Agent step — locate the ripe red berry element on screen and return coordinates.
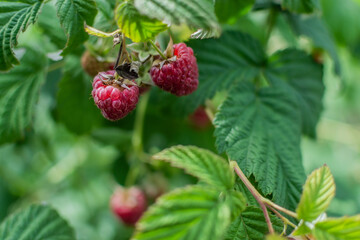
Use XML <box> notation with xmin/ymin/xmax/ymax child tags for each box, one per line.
<box><xmin>92</xmin><ymin>70</ymin><xmax>139</xmax><ymax>121</ymax></box>
<box><xmin>150</xmin><ymin>43</ymin><xmax>199</xmax><ymax>96</ymax></box>
<box><xmin>110</xmin><ymin>187</ymin><xmax>147</xmax><ymax>226</ymax></box>
<box><xmin>189</xmin><ymin>107</ymin><xmax>211</xmax><ymax>130</ymax></box>
<box><xmin>81</xmin><ymin>50</ymin><xmax>114</xmax><ymax>77</ymax></box>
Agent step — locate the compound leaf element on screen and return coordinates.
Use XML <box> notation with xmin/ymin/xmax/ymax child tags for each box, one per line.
<box><xmin>55</xmin><ymin>0</ymin><xmax>97</xmax><ymax>54</ymax></box>
<box><xmin>153</xmin><ymin>145</ymin><xmax>234</xmax><ymax>190</ymax></box>
<box><xmin>296</xmin><ymin>165</ymin><xmax>336</xmax><ymax>222</ymax></box>
<box><xmin>134</xmin><ymin>0</ymin><xmax>221</xmax><ymax>39</ymax></box>
<box><xmin>314</xmin><ymin>216</ymin><xmax>360</xmax><ymax>240</ymax></box>
<box><xmin>0</xmin><ymin>0</ymin><xmax>45</xmax><ymax>71</ymax></box>
<box><xmin>0</xmin><ymin>47</ymin><xmax>47</xmax><ymax>144</ymax></box>
<box><xmin>0</xmin><ymin>204</ymin><xmax>75</xmax><ymax>240</ymax></box>
<box><xmin>214</xmin><ymin>81</ymin><xmax>306</xmax><ymax>210</ymax></box>
<box><xmin>115</xmin><ymin>1</ymin><xmax>168</xmax><ymax>42</ymax></box>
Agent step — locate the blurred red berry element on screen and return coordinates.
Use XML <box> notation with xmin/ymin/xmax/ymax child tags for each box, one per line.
<box><xmin>189</xmin><ymin>107</ymin><xmax>211</xmax><ymax>130</ymax></box>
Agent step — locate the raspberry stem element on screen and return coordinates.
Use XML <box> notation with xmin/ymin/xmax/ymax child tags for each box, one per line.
<box><xmin>149</xmin><ymin>40</ymin><xmax>167</xmax><ymax>60</ymax></box>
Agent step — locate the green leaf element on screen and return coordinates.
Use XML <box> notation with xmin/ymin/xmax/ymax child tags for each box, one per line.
<box><xmin>0</xmin><ymin>204</ymin><xmax>76</xmax><ymax>240</ymax></box>
<box><xmin>266</xmin><ymin>234</ymin><xmax>287</xmax><ymax>240</ymax></box>
<box><xmin>153</xmin><ymin>146</ymin><xmax>234</xmax><ymax>190</ymax></box>
<box><xmin>57</xmin><ymin>55</ymin><xmax>103</xmax><ymax>134</ymax></box>
<box><xmin>287</xmin><ymin>14</ymin><xmax>341</xmax><ymax>75</ymax></box>
<box><xmin>134</xmin><ymin>0</ymin><xmax>221</xmax><ymax>39</ymax></box>
<box><xmin>313</xmin><ymin>216</ymin><xmax>360</xmax><ymax>240</ymax></box>
<box><xmin>214</xmin><ymin>81</ymin><xmax>306</xmax><ymax>210</ymax></box>
<box><xmin>266</xmin><ymin>49</ymin><xmax>324</xmax><ymax>138</ymax></box>
<box><xmin>0</xmin><ymin>0</ymin><xmax>45</xmax><ymax>71</ymax></box>
<box><xmin>55</xmin><ymin>0</ymin><xmax>97</xmax><ymax>54</ymax></box>
<box><xmin>282</xmin><ymin>0</ymin><xmax>320</xmax><ymax>13</ymax></box>
<box><xmin>215</xmin><ymin>0</ymin><xmax>255</xmax><ymax>23</ymax></box>
<box><xmin>115</xmin><ymin>1</ymin><xmax>168</xmax><ymax>42</ymax></box>
<box><xmin>133</xmin><ymin>186</ymin><xmax>236</xmax><ymax>240</ymax></box>
<box><xmin>0</xmin><ymin>47</ymin><xmax>47</xmax><ymax>144</ymax></box>
<box><xmin>225</xmin><ymin>206</ymin><xmax>284</xmax><ymax>240</ymax></box>
<box><xmin>296</xmin><ymin>165</ymin><xmax>336</xmax><ymax>222</ymax></box>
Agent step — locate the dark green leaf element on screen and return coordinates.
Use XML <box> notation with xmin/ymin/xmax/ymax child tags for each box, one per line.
<box><xmin>153</xmin><ymin>145</ymin><xmax>234</xmax><ymax>190</ymax></box>
<box><xmin>0</xmin><ymin>204</ymin><xmax>76</xmax><ymax>240</ymax></box>
<box><xmin>0</xmin><ymin>47</ymin><xmax>47</xmax><ymax>144</ymax></box>
<box><xmin>215</xmin><ymin>0</ymin><xmax>255</xmax><ymax>23</ymax></box>
<box><xmin>282</xmin><ymin>0</ymin><xmax>320</xmax><ymax>13</ymax></box>
<box><xmin>266</xmin><ymin>49</ymin><xmax>324</xmax><ymax>137</ymax></box>
<box><xmin>57</xmin><ymin>55</ymin><xmax>102</xmax><ymax>134</ymax></box>
<box><xmin>0</xmin><ymin>0</ymin><xmax>45</xmax><ymax>71</ymax></box>
<box><xmin>55</xmin><ymin>0</ymin><xmax>97</xmax><ymax>54</ymax></box>
<box><xmin>214</xmin><ymin>82</ymin><xmax>306</xmax><ymax>210</ymax></box>
<box><xmin>225</xmin><ymin>206</ymin><xmax>283</xmax><ymax>240</ymax></box>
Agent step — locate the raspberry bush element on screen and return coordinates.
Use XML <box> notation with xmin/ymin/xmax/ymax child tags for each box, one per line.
<box><xmin>1</xmin><ymin>0</ymin><xmax>360</xmax><ymax>240</ymax></box>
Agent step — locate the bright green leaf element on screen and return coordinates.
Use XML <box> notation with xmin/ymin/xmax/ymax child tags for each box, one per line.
<box><xmin>282</xmin><ymin>0</ymin><xmax>320</xmax><ymax>13</ymax></box>
<box><xmin>0</xmin><ymin>204</ymin><xmax>76</xmax><ymax>240</ymax></box>
<box><xmin>153</xmin><ymin>145</ymin><xmax>234</xmax><ymax>190</ymax></box>
<box><xmin>115</xmin><ymin>1</ymin><xmax>168</xmax><ymax>42</ymax></box>
<box><xmin>214</xmin><ymin>82</ymin><xmax>306</xmax><ymax>210</ymax></box>
<box><xmin>225</xmin><ymin>206</ymin><xmax>284</xmax><ymax>240</ymax></box>
<box><xmin>266</xmin><ymin>234</ymin><xmax>287</xmax><ymax>240</ymax></box>
<box><xmin>55</xmin><ymin>0</ymin><xmax>97</xmax><ymax>54</ymax></box>
<box><xmin>296</xmin><ymin>165</ymin><xmax>336</xmax><ymax>222</ymax></box>
<box><xmin>134</xmin><ymin>0</ymin><xmax>221</xmax><ymax>39</ymax></box>
<box><xmin>57</xmin><ymin>55</ymin><xmax>103</xmax><ymax>134</ymax></box>
<box><xmin>0</xmin><ymin>47</ymin><xmax>47</xmax><ymax>144</ymax></box>
<box><xmin>0</xmin><ymin>0</ymin><xmax>45</xmax><ymax>71</ymax></box>
<box><xmin>215</xmin><ymin>0</ymin><xmax>255</xmax><ymax>23</ymax></box>
<box><xmin>266</xmin><ymin>49</ymin><xmax>324</xmax><ymax>138</ymax></box>
<box><xmin>314</xmin><ymin>215</ymin><xmax>360</xmax><ymax>240</ymax></box>
<box><xmin>133</xmin><ymin>186</ymin><xmax>235</xmax><ymax>240</ymax></box>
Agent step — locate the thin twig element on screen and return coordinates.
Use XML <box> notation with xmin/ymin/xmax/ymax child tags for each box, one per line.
<box><xmin>149</xmin><ymin>40</ymin><xmax>167</xmax><ymax>60</ymax></box>
<box><xmin>263</xmin><ymin>198</ymin><xmax>298</xmax><ymax>219</ymax></box>
<box><xmin>267</xmin><ymin>205</ymin><xmax>297</xmax><ymax>229</ymax></box>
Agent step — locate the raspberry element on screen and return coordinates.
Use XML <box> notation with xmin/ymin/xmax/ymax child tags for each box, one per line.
<box><xmin>92</xmin><ymin>70</ymin><xmax>139</xmax><ymax>121</ymax></box>
<box><xmin>81</xmin><ymin>50</ymin><xmax>114</xmax><ymax>77</ymax></box>
<box><xmin>150</xmin><ymin>43</ymin><xmax>199</xmax><ymax>96</ymax></box>
<box><xmin>189</xmin><ymin>107</ymin><xmax>211</xmax><ymax>130</ymax></box>
<box><xmin>110</xmin><ymin>187</ymin><xmax>147</xmax><ymax>226</ymax></box>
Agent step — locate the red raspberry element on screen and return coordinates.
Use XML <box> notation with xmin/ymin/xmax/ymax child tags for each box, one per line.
<box><xmin>189</xmin><ymin>107</ymin><xmax>211</xmax><ymax>130</ymax></box>
<box><xmin>150</xmin><ymin>43</ymin><xmax>199</xmax><ymax>96</ymax></box>
<box><xmin>92</xmin><ymin>70</ymin><xmax>139</xmax><ymax>121</ymax></box>
<box><xmin>110</xmin><ymin>187</ymin><xmax>147</xmax><ymax>226</ymax></box>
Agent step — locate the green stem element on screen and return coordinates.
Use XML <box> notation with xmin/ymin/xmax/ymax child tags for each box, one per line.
<box><xmin>149</xmin><ymin>40</ymin><xmax>167</xmax><ymax>60</ymax></box>
<box><xmin>265</xmin><ymin>8</ymin><xmax>278</xmax><ymax>47</ymax></box>
<box><xmin>263</xmin><ymin>198</ymin><xmax>298</xmax><ymax>219</ymax></box>
<box><xmin>132</xmin><ymin>92</ymin><xmax>149</xmax><ymax>154</ymax></box>
<box><xmin>47</xmin><ymin>61</ymin><xmax>64</xmax><ymax>72</ymax></box>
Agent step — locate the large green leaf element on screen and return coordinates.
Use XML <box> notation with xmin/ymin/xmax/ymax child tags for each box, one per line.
<box><xmin>0</xmin><ymin>0</ymin><xmax>45</xmax><ymax>71</ymax></box>
<box><xmin>57</xmin><ymin>55</ymin><xmax>103</xmax><ymax>134</ymax></box>
<box><xmin>313</xmin><ymin>216</ymin><xmax>360</xmax><ymax>240</ymax></box>
<box><xmin>266</xmin><ymin>49</ymin><xmax>324</xmax><ymax>137</ymax></box>
<box><xmin>0</xmin><ymin>47</ymin><xmax>47</xmax><ymax>144</ymax></box>
<box><xmin>115</xmin><ymin>1</ymin><xmax>168</xmax><ymax>42</ymax></box>
<box><xmin>225</xmin><ymin>206</ymin><xmax>283</xmax><ymax>240</ymax></box>
<box><xmin>0</xmin><ymin>204</ymin><xmax>76</xmax><ymax>240</ymax></box>
<box><xmin>296</xmin><ymin>165</ymin><xmax>335</xmax><ymax>222</ymax></box>
<box><xmin>287</xmin><ymin>14</ymin><xmax>341</xmax><ymax>75</ymax></box>
<box><xmin>133</xmin><ymin>186</ymin><xmax>245</xmax><ymax>240</ymax></box>
<box><xmin>153</xmin><ymin>145</ymin><xmax>234</xmax><ymax>190</ymax></box>
<box><xmin>282</xmin><ymin>0</ymin><xmax>320</xmax><ymax>13</ymax></box>
<box><xmin>214</xmin><ymin>81</ymin><xmax>306</xmax><ymax>210</ymax></box>
<box><xmin>134</xmin><ymin>0</ymin><xmax>221</xmax><ymax>39</ymax></box>
<box><xmin>55</xmin><ymin>0</ymin><xmax>97</xmax><ymax>54</ymax></box>
<box><xmin>215</xmin><ymin>0</ymin><xmax>255</xmax><ymax>23</ymax></box>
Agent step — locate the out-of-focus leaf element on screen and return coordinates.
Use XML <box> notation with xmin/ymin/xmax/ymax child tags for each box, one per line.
<box><xmin>215</xmin><ymin>0</ymin><xmax>255</xmax><ymax>23</ymax></box>
<box><xmin>313</xmin><ymin>215</ymin><xmax>360</xmax><ymax>240</ymax></box>
<box><xmin>282</xmin><ymin>0</ymin><xmax>320</xmax><ymax>13</ymax></box>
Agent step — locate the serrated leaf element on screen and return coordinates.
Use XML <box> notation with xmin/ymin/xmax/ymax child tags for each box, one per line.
<box><xmin>55</xmin><ymin>0</ymin><xmax>97</xmax><ymax>54</ymax></box>
<box><xmin>282</xmin><ymin>0</ymin><xmax>320</xmax><ymax>13</ymax></box>
<box><xmin>115</xmin><ymin>1</ymin><xmax>168</xmax><ymax>42</ymax></box>
<box><xmin>225</xmin><ymin>206</ymin><xmax>284</xmax><ymax>240</ymax></box>
<box><xmin>296</xmin><ymin>165</ymin><xmax>335</xmax><ymax>222</ymax></box>
<box><xmin>153</xmin><ymin>146</ymin><xmax>234</xmax><ymax>190</ymax></box>
<box><xmin>0</xmin><ymin>47</ymin><xmax>47</xmax><ymax>144</ymax></box>
<box><xmin>227</xmin><ymin>190</ymin><xmax>247</xmax><ymax>220</ymax></box>
<box><xmin>133</xmin><ymin>186</ymin><xmax>235</xmax><ymax>240</ymax></box>
<box><xmin>215</xmin><ymin>0</ymin><xmax>255</xmax><ymax>23</ymax></box>
<box><xmin>134</xmin><ymin>0</ymin><xmax>221</xmax><ymax>39</ymax></box>
<box><xmin>57</xmin><ymin>55</ymin><xmax>102</xmax><ymax>134</ymax></box>
<box><xmin>313</xmin><ymin>216</ymin><xmax>360</xmax><ymax>240</ymax></box>
<box><xmin>266</xmin><ymin>49</ymin><xmax>324</xmax><ymax>138</ymax></box>
<box><xmin>0</xmin><ymin>0</ymin><xmax>45</xmax><ymax>71</ymax></box>
<box><xmin>287</xmin><ymin>14</ymin><xmax>341</xmax><ymax>75</ymax></box>
<box><xmin>0</xmin><ymin>204</ymin><xmax>76</xmax><ymax>240</ymax></box>
<box><xmin>214</xmin><ymin>82</ymin><xmax>306</xmax><ymax>210</ymax></box>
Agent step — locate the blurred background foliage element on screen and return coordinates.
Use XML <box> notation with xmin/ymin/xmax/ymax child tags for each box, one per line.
<box><xmin>1</xmin><ymin>0</ymin><xmax>360</xmax><ymax>239</ymax></box>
